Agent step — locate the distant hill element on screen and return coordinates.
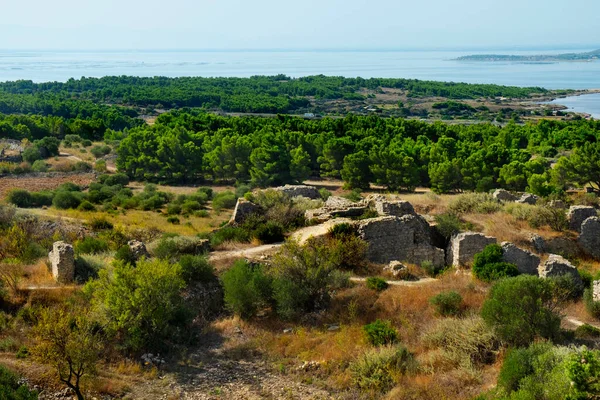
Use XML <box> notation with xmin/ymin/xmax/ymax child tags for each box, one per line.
<box><xmin>455</xmin><ymin>49</ymin><xmax>600</xmax><ymax>62</ymax></box>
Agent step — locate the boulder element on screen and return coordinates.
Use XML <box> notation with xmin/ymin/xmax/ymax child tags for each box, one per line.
<box><xmin>516</xmin><ymin>193</ymin><xmax>538</xmax><ymax>205</ymax></box>
<box><xmin>538</xmin><ymin>254</ymin><xmax>582</xmax><ymax>287</ymax></box>
<box><xmin>501</xmin><ymin>242</ymin><xmax>540</xmax><ymax>275</ymax></box>
<box><xmin>549</xmin><ymin>200</ymin><xmax>567</xmax><ymax>209</ymax></box>
<box><xmin>579</xmin><ymin>217</ymin><xmax>600</xmax><ymax>259</ymax></box>
<box><xmin>384</xmin><ymin>261</ymin><xmax>409</xmax><ymax>279</ymax></box>
<box><xmin>375</xmin><ymin>200</ymin><xmax>415</xmax><ymax>217</ymax></box>
<box><xmin>568</xmin><ymin>206</ymin><xmax>597</xmax><ymax>232</ymax></box>
<box><xmin>274</xmin><ymin>185</ymin><xmax>320</xmax><ymax>199</ymax></box>
<box><xmin>128</xmin><ymin>240</ymin><xmax>149</xmax><ymax>260</ymax></box>
<box><xmin>325</xmin><ymin>196</ymin><xmax>357</xmax><ymax>209</ymax></box>
<box><xmin>529</xmin><ymin>233</ymin><xmax>546</xmax><ymax>253</ymax></box>
<box><xmin>593</xmin><ymin>280</ymin><xmax>600</xmax><ymax>302</ymax></box>
<box><xmin>493</xmin><ymin>189</ymin><xmax>517</xmax><ymax>202</ymax></box>
<box><xmin>545</xmin><ymin>237</ymin><xmax>581</xmax><ymax>258</ymax></box>
<box><xmin>357</xmin><ymin>215</ymin><xmax>444</xmax><ymax>267</ymax></box>
<box><xmin>48</xmin><ymin>241</ymin><xmax>75</xmax><ymax>284</ymax></box>
<box><xmin>229</xmin><ymin>198</ymin><xmax>262</xmax><ymax>225</ymax></box>
<box><xmin>446</xmin><ymin>232</ymin><xmax>497</xmax><ymax>267</ymax></box>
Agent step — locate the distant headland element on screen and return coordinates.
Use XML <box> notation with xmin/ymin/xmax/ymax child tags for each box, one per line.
<box><xmin>455</xmin><ymin>49</ymin><xmax>600</xmax><ymax>62</ymax></box>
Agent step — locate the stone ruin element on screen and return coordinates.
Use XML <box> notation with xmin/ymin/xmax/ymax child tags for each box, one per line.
<box><xmin>229</xmin><ymin>198</ymin><xmax>262</xmax><ymax>225</ymax></box>
<box><xmin>492</xmin><ymin>189</ymin><xmax>518</xmax><ymax>202</ymax></box>
<box><xmin>305</xmin><ymin>196</ymin><xmax>368</xmax><ymax>223</ymax></box>
<box><xmin>567</xmin><ymin>206</ymin><xmax>597</xmax><ymax>232</ymax></box>
<box><xmin>579</xmin><ymin>216</ymin><xmax>600</xmax><ymax>259</ymax></box>
<box><xmin>593</xmin><ymin>280</ymin><xmax>600</xmax><ymax>302</ymax></box>
<box><xmin>273</xmin><ymin>184</ymin><xmax>321</xmax><ymax>199</ymax></box>
<box><xmin>501</xmin><ymin>242</ymin><xmax>540</xmax><ymax>275</ymax></box>
<box><xmin>48</xmin><ymin>241</ymin><xmax>75</xmax><ymax>284</ymax></box>
<box><xmin>446</xmin><ymin>232</ymin><xmax>497</xmax><ymax>267</ymax></box>
<box><xmin>516</xmin><ymin>193</ymin><xmax>538</xmax><ymax>205</ymax></box>
<box><xmin>538</xmin><ymin>254</ymin><xmax>583</xmax><ymax>288</ymax></box>
<box><xmin>375</xmin><ymin>200</ymin><xmax>415</xmax><ymax>217</ymax></box>
<box><xmin>357</xmin><ymin>215</ymin><xmax>445</xmax><ymax>267</ymax></box>
<box><xmin>128</xmin><ymin>240</ymin><xmax>150</xmax><ymax>260</ymax></box>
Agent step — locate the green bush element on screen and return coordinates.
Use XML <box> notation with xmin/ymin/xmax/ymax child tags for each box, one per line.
<box><xmin>584</xmin><ymin>288</ymin><xmax>600</xmax><ymax>319</ymax></box>
<box><xmin>89</xmin><ymin>217</ymin><xmax>113</xmax><ymax>231</ymax></box>
<box><xmin>77</xmin><ymin>200</ymin><xmax>96</xmax><ymax>212</ymax></box>
<box><xmin>481</xmin><ymin>275</ymin><xmax>561</xmax><ymax>347</ymax></box>
<box><xmin>429</xmin><ymin>291</ymin><xmax>463</xmax><ymax>316</ymax></box>
<box><xmin>167</xmin><ymin>216</ymin><xmax>180</xmax><ymax>224</ymax></box>
<box><xmin>434</xmin><ymin>212</ymin><xmax>462</xmax><ymax>239</ymax></box>
<box><xmin>343</xmin><ymin>189</ymin><xmax>363</xmax><ymax>202</ymax></box>
<box><xmin>86</xmin><ymin>258</ymin><xmax>188</xmax><ymax>352</ymax></box>
<box><xmin>421</xmin><ymin>260</ymin><xmax>445</xmax><ymax>277</ymax></box>
<box><xmin>364</xmin><ymin>320</ymin><xmax>398</xmax><ymax>346</ymax></box>
<box><xmin>252</xmin><ymin>221</ymin><xmax>284</xmax><ymax>243</ymax></box>
<box><xmin>472</xmin><ymin>244</ymin><xmax>519</xmax><ymax>282</ymax></box>
<box><xmin>235</xmin><ymin>184</ymin><xmax>252</xmax><ymax>199</ymax></box>
<box><xmin>150</xmin><ymin>236</ymin><xmax>209</xmax><ymax>260</ymax></box>
<box><xmin>74</xmin><ymin>237</ymin><xmax>109</xmax><ymax>255</ymax></box>
<box><xmin>100</xmin><ymin>173</ymin><xmax>130</xmax><ymax>186</ymax></box>
<box><xmin>210</xmin><ymin>226</ymin><xmax>251</xmax><ymax>247</ymax></box>
<box><xmin>178</xmin><ymin>255</ymin><xmax>215</xmax><ymax>284</ymax></box>
<box><xmin>166</xmin><ymin>203</ymin><xmax>182</xmax><ymax>215</ymax></box>
<box><xmin>222</xmin><ymin>260</ymin><xmax>272</xmax><ymax>319</ymax></box>
<box><xmin>212</xmin><ymin>191</ymin><xmax>237</xmax><ymax>212</ymax></box>
<box><xmin>574</xmin><ymin>323</ymin><xmax>600</xmax><ymax>339</ymax></box>
<box><xmin>0</xmin><ymin>365</ymin><xmax>38</xmax><ymax>399</ymax></box>
<box><xmin>366</xmin><ymin>277</ymin><xmax>389</xmax><ymax>292</ymax></box>
<box><xmin>447</xmin><ymin>193</ymin><xmax>500</xmax><ymax>215</ymax></box>
<box><xmin>319</xmin><ymin>188</ymin><xmax>332</xmax><ymax>200</ymax></box>
<box><xmin>52</xmin><ymin>190</ymin><xmax>82</xmax><ymax>209</ymax></box>
<box><xmin>31</xmin><ymin>160</ymin><xmax>47</xmax><ymax>172</ymax></box>
<box><xmin>181</xmin><ymin>200</ymin><xmax>202</xmax><ymax>214</ymax></box>
<box><xmin>114</xmin><ymin>245</ymin><xmax>136</xmax><ymax>266</ymax></box>
<box><xmin>90</xmin><ymin>144</ymin><xmax>111</xmax><ymax>159</ymax></box>
<box><xmin>350</xmin><ymin>345</ymin><xmax>415</xmax><ymax>392</ymax></box>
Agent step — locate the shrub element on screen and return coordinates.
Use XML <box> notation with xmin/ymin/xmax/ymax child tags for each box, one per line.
<box><xmin>210</xmin><ymin>226</ymin><xmax>251</xmax><ymax>247</ymax></box>
<box><xmin>366</xmin><ymin>277</ymin><xmax>389</xmax><ymax>292</ymax></box>
<box><xmin>584</xmin><ymin>288</ymin><xmax>600</xmax><ymax>319</ymax></box>
<box><xmin>575</xmin><ymin>323</ymin><xmax>600</xmax><ymax>339</ymax></box>
<box><xmin>0</xmin><ymin>365</ymin><xmax>38</xmax><ymax>399</ymax></box>
<box><xmin>94</xmin><ymin>160</ymin><xmax>107</xmax><ymax>172</ymax></box>
<box><xmin>89</xmin><ymin>217</ymin><xmax>113</xmax><ymax>231</ymax></box>
<box><xmin>31</xmin><ymin>160</ymin><xmax>47</xmax><ymax>172</ymax></box>
<box><xmin>6</xmin><ymin>190</ymin><xmax>33</xmax><ymax>208</ymax></box>
<box><xmin>114</xmin><ymin>245</ymin><xmax>136</xmax><ymax>266</ymax></box>
<box><xmin>73</xmin><ymin>161</ymin><xmax>92</xmax><ymax>172</ymax></box>
<box><xmin>197</xmin><ymin>187</ymin><xmax>214</xmax><ymax>200</ymax></box>
<box><xmin>235</xmin><ymin>184</ymin><xmax>252</xmax><ymax>199</ymax></box>
<box><xmin>328</xmin><ymin>223</ymin><xmax>357</xmax><ymax>239</ymax></box>
<box><xmin>429</xmin><ymin>291</ymin><xmax>463</xmax><ymax>316</ymax></box>
<box><xmin>222</xmin><ymin>260</ymin><xmax>272</xmax><ymax>319</ymax></box>
<box><xmin>344</xmin><ymin>189</ymin><xmax>363</xmax><ymax>202</ymax></box>
<box><xmin>150</xmin><ymin>236</ymin><xmax>208</xmax><ymax>260</ymax></box>
<box><xmin>21</xmin><ymin>147</ymin><xmax>42</xmax><ymax>164</ymax></box>
<box><xmin>472</xmin><ymin>244</ymin><xmax>519</xmax><ymax>282</ymax></box>
<box><xmin>87</xmin><ymin>258</ymin><xmax>188</xmax><ymax>352</ymax></box>
<box><xmin>481</xmin><ymin>275</ymin><xmax>562</xmax><ymax>347</ymax></box>
<box><xmin>319</xmin><ymin>188</ymin><xmax>332</xmax><ymax>201</ymax></box>
<box><xmin>422</xmin><ymin>315</ymin><xmax>498</xmax><ymax>369</ymax></box>
<box><xmin>252</xmin><ymin>221</ymin><xmax>284</xmax><ymax>243</ymax></box>
<box><xmin>101</xmin><ymin>173</ymin><xmax>129</xmax><ymax>186</ymax></box>
<box><xmin>181</xmin><ymin>200</ymin><xmax>202</xmax><ymax>214</ymax></box>
<box><xmin>364</xmin><ymin>320</ymin><xmax>398</xmax><ymax>346</ymax></box>
<box><xmin>434</xmin><ymin>212</ymin><xmax>461</xmax><ymax>239</ymax></box>
<box><xmin>447</xmin><ymin>193</ymin><xmax>500</xmax><ymax>215</ymax></box>
<box><xmin>90</xmin><ymin>145</ymin><xmax>111</xmax><ymax>159</ymax></box>
<box><xmin>178</xmin><ymin>255</ymin><xmax>215</xmax><ymax>284</ymax></box>
<box><xmin>166</xmin><ymin>203</ymin><xmax>182</xmax><ymax>215</ymax></box>
<box><xmin>212</xmin><ymin>191</ymin><xmax>237</xmax><ymax>212</ymax></box>
<box><xmin>167</xmin><ymin>216</ymin><xmax>180</xmax><ymax>224</ymax></box>
<box><xmin>74</xmin><ymin>255</ymin><xmax>106</xmax><ymax>283</ymax></box>
<box><xmin>505</xmin><ymin>204</ymin><xmax>569</xmax><ymax>231</ymax></box>
<box><xmin>74</xmin><ymin>237</ymin><xmax>109</xmax><ymax>255</ymax></box>
<box><xmin>195</xmin><ymin>210</ymin><xmax>210</xmax><ymax>218</ymax></box>
<box><xmin>421</xmin><ymin>260</ymin><xmax>445</xmax><ymax>277</ymax></box>
<box><xmin>77</xmin><ymin>200</ymin><xmax>96</xmax><ymax>212</ymax></box>
<box><xmin>350</xmin><ymin>345</ymin><xmax>415</xmax><ymax>392</ymax></box>
<box><xmin>52</xmin><ymin>191</ymin><xmax>82</xmax><ymax>209</ymax></box>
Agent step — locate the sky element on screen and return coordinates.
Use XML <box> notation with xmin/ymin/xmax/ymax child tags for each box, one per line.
<box><xmin>1</xmin><ymin>0</ymin><xmax>599</xmax><ymax>50</ymax></box>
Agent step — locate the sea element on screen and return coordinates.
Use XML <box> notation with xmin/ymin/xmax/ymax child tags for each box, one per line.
<box><xmin>1</xmin><ymin>48</ymin><xmax>600</xmax><ymax>117</ymax></box>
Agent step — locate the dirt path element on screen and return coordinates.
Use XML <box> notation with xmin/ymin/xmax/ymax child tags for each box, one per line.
<box><xmin>209</xmin><ymin>244</ymin><xmax>283</xmax><ymax>262</ymax></box>
<box><xmin>291</xmin><ymin>219</ymin><xmax>353</xmax><ymax>244</ymax></box>
<box><xmin>350</xmin><ymin>276</ymin><xmax>437</xmax><ymax>286</ymax></box>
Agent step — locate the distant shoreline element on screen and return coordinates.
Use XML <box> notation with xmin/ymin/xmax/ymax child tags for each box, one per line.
<box><xmin>455</xmin><ymin>49</ymin><xmax>600</xmax><ymax>62</ymax></box>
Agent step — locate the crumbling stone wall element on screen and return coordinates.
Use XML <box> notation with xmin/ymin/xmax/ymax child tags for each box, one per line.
<box><xmin>501</xmin><ymin>242</ymin><xmax>540</xmax><ymax>275</ymax></box>
<box><xmin>48</xmin><ymin>241</ymin><xmax>75</xmax><ymax>284</ymax></box>
<box><xmin>446</xmin><ymin>232</ymin><xmax>497</xmax><ymax>267</ymax></box>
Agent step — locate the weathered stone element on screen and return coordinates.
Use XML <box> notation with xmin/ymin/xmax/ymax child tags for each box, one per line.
<box><xmin>446</xmin><ymin>232</ymin><xmax>497</xmax><ymax>267</ymax></box>
<box><xmin>384</xmin><ymin>261</ymin><xmax>409</xmax><ymax>278</ymax></box>
<box><xmin>48</xmin><ymin>241</ymin><xmax>74</xmax><ymax>284</ymax></box>
<box><xmin>516</xmin><ymin>193</ymin><xmax>538</xmax><ymax>205</ymax></box>
<box><xmin>128</xmin><ymin>240</ymin><xmax>149</xmax><ymax>260</ymax></box>
<box><xmin>538</xmin><ymin>254</ymin><xmax>582</xmax><ymax>287</ymax></box>
<box><xmin>493</xmin><ymin>189</ymin><xmax>517</xmax><ymax>202</ymax></box>
<box><xmin>549</xmin><ymin>200</ymin><xmax>567</xmax><ymax>209</ymax></box>
<box><xmin>545</xmin><ymin>237</ymin><xmax>581</xmax><ymax>258</ymax></box>
<box><xmin>274</xmin><ymin>184</ymin><xmax>320</xmax><ymax>199</ymax></box>
<box><xmin>229</xmin><ymin>198</ymin><xmax>262</xmax><ymax>225</ymax></box>
<box><xmin>579</xmin><ymin>217</ymin><xmax>600</xmax><ymax>259</ymax></box>
<box><xmin>305</xmin><ymin>196</ymin><xmax>368</xmax><ymax>222</ymax></box>
<box><xmin>375</xmin><ymin>200</ymin><xmax>415</xmax><ymax>217</ymax></box>
<box><xmin>501</xmin><ymin>242</ymin><xmax>540</xmax><ymax>275</ymax></box>
<box><xmin>593</xmin><ymin>280</ymin><xmax>600</xmax><ymax>302</ymax></box>
<box><xmin>529</xmin><ymin>233</ymin><xmax>546</xmax><ymax>253</ymax></box>
<box><xmin>568</xmin><ymin>206</ymin><xmax>597</xmax><ymax>232</ymax></box>
<box><xmin>357</xmin><ymin>215</ymin><xmax>444</xmax><ymax>267</ymax></box>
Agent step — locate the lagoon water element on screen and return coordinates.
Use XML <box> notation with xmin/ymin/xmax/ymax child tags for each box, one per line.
<box><xmin>1</xmin><ymin>48</ymin><xmax>600</xmax><ymax>117</ymax></box>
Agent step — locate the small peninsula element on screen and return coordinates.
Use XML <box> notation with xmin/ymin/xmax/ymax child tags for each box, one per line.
<box><xmin>455</xmin><ymin>48</ymin><xmax>600</xmax><ymax>62</ymax></box>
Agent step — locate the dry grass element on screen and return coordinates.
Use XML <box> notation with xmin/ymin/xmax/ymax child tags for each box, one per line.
<box><xmin>0</xmin><ymin>173</ymin><xmax>95</xmax><ymax>199</ymax></box>
<box><xmin>37</xmin><ymin>208</ymin><xmax>229</xmax><ymax>236</ymax></box>
<box><xmin>128</xmin><ymin>181</ymin><xmax>236</xmax><ymax>195</ymax></box>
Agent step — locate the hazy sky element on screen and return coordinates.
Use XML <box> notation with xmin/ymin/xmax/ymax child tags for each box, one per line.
<box><xmin>1</xmin><ymin>0</ymin><xmax>599</xmax><ymax>50</ymax></box>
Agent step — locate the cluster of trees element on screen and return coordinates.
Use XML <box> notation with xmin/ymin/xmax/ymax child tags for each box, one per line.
<box><xmin>116</xmin><ymin>110</ymin><xmax>600</xmax><ymax>194</ymax></box>
<box><xmin>0</xmin><ymin>76</ymin><xmax>546</xmax><ymax>116</ymax></box>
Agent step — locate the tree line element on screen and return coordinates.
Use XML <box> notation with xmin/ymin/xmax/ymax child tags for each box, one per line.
<box><xmin>116</xmin><ymin>110</ymin><xmax>600</xmax><ymax>194</ymax></box>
